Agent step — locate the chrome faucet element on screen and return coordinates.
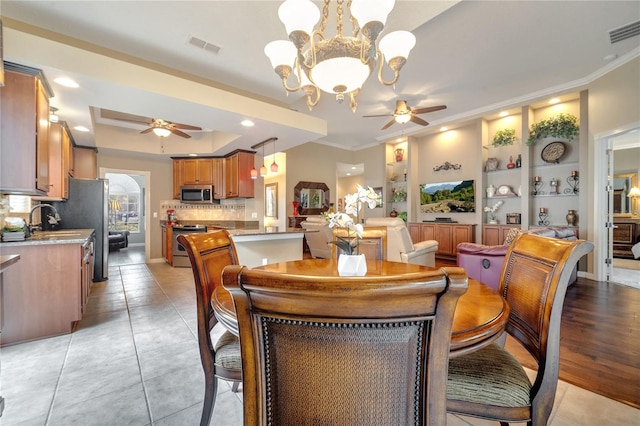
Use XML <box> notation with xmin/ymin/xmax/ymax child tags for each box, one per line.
<box><xmin>28</xmin><ymin>203</ymin><xmax>61</xmax><ymax>232</ymax></box>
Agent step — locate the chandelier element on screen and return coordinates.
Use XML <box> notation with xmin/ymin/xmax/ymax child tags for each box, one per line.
<box><xmin>264</xmin><ymin>0</ymin><xmax>416</xmax><ymax>112</ymax></box>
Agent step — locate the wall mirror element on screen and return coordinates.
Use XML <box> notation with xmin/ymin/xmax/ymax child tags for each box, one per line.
<box><xmin>613</xmin><ymin>172</ymin><xmax>637</xmax><ymax>217</ymax></box>
<box><xmin>294</xmin><ymin>181</ymin><xmax>330</xmax><ymax>215</ymax></box>
<box><xmin>265</xmin><ymin>183</ymin><xmax>278</xmax><ymax>218</ymax></box>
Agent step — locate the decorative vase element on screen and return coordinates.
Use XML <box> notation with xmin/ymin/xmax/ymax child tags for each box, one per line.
<box><xmin>337</xmin><ymin>254</ymin><xmax>367</xmax><ymax>277</ymax></box>
<box><xmin>395</xmin><ymin>148</ymin><xmax>404</xmax><ymax>162</ymax></box>
<box><xmin>488</xmin><ymin>219</ymin><xmax>498</xmax><ymax>225</ymax></box>
<box><xmin>390</xmin><ymin>208</ymin><xmax>398</xmax><ymax>217</ymax></box>
<box><xmin>507</xmin><ymin>155</ymin><xmax>516</xmax><ymax>169</ymax></box>
<box><xmin>566</xmin><ymin>210</ymin><xmax>577</xmax><ymax>226</ymax></box>
<box><xmin>292</xmin><ymin>201</ymin><xmax>300</xmax><ymax>216</ymax></box>
<box><xmin>486</xmin><ymin>185</ymin><xmax>496</xmax><ymax>198</ymax></box>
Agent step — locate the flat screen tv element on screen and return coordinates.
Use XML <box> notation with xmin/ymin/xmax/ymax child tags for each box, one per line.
<box><xmin>419</xmin><ymin>180</ymin><xmax>475</xmax><ymax>213</ymax></box>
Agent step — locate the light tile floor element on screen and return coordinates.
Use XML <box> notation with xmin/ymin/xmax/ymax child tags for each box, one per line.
<box><xmin>1</xmin><ymin>246</ymin><xmax>638</xmax><ymax>425</ymax></box>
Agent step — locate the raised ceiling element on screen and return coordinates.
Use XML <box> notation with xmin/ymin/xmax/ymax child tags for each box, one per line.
<box><xmin>2</xmin><ymin>1</ymin><xmax>639</xmax><ymax>157</ymax></box>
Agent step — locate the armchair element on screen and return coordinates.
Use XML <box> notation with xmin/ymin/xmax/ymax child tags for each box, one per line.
<box><xmin>457</xmin><ymin>227</ymin><xmax>579</xmax><ymax>291</ymax></box>
<box><xmin>365</xmin><ymin>217</ymin><xmax>438</xmax><ymax>266</ymax></box>
<box><xmin>300</xmin><ymin>216</ymin><xmax>333</xmax><ymax>259</ymax></box>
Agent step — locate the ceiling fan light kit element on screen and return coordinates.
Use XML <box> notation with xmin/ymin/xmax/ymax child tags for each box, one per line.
<box><xmin>364</xmin><ymin>100</ymin><xmax>447</xmax><ymax>130</ymax></box>
<box><xmin>152</xmin><ymin>127</ymin><xmax>171</xmax><ymax>137</ymax></box>
<box><xmin>265</xmin><ymin>0</ymin><xmax>416</xmax><ymax>112</ymax></box>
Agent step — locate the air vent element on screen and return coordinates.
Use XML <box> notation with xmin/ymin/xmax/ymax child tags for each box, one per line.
<box><xmin>609</xmin><ymin>20</ymin><xmax>640</xmax><ymax>44</ymax></box>
<box><xmin>188</xmin><ymin>36</ymin><xmax>221</xmax><ymax>54</ymax></box>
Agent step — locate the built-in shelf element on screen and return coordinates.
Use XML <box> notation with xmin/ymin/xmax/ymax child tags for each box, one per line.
<box><xmin>530</xmin><ymin>193</ymin><xmax>579</xmax><ymax>198</ymax></box>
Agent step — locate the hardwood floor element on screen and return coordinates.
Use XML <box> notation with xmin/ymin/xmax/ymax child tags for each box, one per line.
<box><xmin>435</xmin><ymin>259</ymin><xmax>640</xmax><ymax>409</ymax></box>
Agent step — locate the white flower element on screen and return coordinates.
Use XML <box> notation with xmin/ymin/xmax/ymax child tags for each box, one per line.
<box><xmin>324</xmin><ymin>185</ymin><xmax>381</xmax><ymax>254</ymax></box>
<box><xmin>483</xmin><ymin>201</ymin><xmax>504</xmax><ymax>213</ymax></box>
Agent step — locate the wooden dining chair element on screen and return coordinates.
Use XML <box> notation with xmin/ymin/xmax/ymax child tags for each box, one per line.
<box><xmin>222</xmin><ymin>263</ymin><xmax>468</xmax><ymax>425</ymax></box>
<box><xmin>447</xmin><ymin>232</ymin><xmax>594</xmax><ymax>426</ymax></box>
<box><xmin>331</xmin><ymin>225</ymin><xmax>388</xmax><ymax>260</ymax></box>
<box><xmin>178</xmin><ymin>231</ymin><xmax>243</xmax><ymax>426</ymax></box>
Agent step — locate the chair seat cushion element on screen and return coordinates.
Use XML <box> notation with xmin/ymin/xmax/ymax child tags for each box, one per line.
<box><xmin>447</xmin><ymin>343</ymin><xmax>532</xmax><ymax>408</ymax></box>
<box><xmin>214</xmin><ymin>330</ymin><xmax>242</xmax><ymax>370</ymax></box>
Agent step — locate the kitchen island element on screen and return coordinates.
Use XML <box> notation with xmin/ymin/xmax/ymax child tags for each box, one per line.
<box><xmin>0</xmin><ymin>229</ymin><xmax>95</xmax><ymax>346</ymax></box>
<box><xmin>227</xmin><ymin>227</ymin><xmax>306</xmax><ymax>268</ymax></box>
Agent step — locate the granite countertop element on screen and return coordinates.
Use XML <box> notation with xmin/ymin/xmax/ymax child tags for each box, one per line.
<box><xmin>160</xmin><ymin>220</ymin><xmax>259</xmax><ymax>229</ymax></box>
<box><xmin>226</xmin><ymin>227</ymin><xmax>306</xmax><ymax>237</ymax></box>
<box><xmin>0</xmin><ymin>229</ymin><xmax>95</xmax><ymax>247</ymax></box>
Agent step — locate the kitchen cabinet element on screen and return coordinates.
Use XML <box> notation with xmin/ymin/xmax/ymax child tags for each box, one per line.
<box><xmin>173</xmin><ymin>159</ymin><xmax>183</xmax><ymax>199</ymax></box>
<box><xmin>0</xmin><ymin>231</ymin><xmax>95</xmax><ymax>346</ymax></box>
<box><xmin>212</xmin><ymin>158</ymin><xmax>224</xmax><ymax>199</ymax></box>
<box><xmin>73</xmin><ymin>146</ymin><xmax>98</xmax><ymax>179</ymax></box>
<box><xmin>223</xmin><ymin>151</ymin><xmax>255</xmax><ymax>198</ymax></box>
<box><xmin>0</xmin><ymin>64</ymin><xmax>52</xmax><ymax>195</ymax></box>
<box><xmin>182</xmin><ymin>158</ymin><xmax>213</xmax><ymax>185</ymax></box>
<box><xmin>162</xmin><ymin>225</ymin><xmax>172</xmax><ymax>263</ymax></box>
<box><xmin>34</xmin><ymin>122</ymin><xmax>73</xmax><ymax>201</ymax></box>
<box><xmin>410</xmin><ymin>223</ymin><xmax>476</xmax><ymax>260</ymax></box>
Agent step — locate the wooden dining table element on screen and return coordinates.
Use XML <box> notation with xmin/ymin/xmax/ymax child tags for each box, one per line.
<box><xmin>212</xmin><ymin>258</ymin><xmax>510</xmax><ymax>358</ymax></box>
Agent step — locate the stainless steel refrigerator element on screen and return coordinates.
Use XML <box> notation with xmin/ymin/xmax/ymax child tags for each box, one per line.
<box><xmin>51</xmin><ymin>178</ymin><xmax>109</xmax><ymax>281</ymax></box>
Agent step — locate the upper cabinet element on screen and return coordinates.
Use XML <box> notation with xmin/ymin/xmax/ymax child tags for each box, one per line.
<box><xmin>172</xmin><ymin>151</ymin><xmax>255</xmax><ymax>199</ymax></box>
<box><xmin>0</xmin><ymin>63</ymin><xmax>52</xmax><ymax>195</ymax></box>
<box><xmin>73</xmin><ymin>146</ymin><xmax>98</xmax><ymax>179</ymax></box>
<box><xmin>33</xmin><ymin>122</ymin><xmax>74</xmax><ymax>201</ymax></box>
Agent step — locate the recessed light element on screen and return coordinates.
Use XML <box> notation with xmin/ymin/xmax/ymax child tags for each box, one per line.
<box><xmin>548</xmin><ymin>98</ymin><xmax>560</xmax><ymax>105</ymax></box>
<box><xmin>241</xmin><ymin>119</ymin><xmax>254</xmax><ymax>127</ymax></box>
<box><xmin>351</xmin><ymin>166</ymin><xmax>357</xmax><ymax>170</ymax></box>
<box><xmin>440</xmin><ymin>127</ymin><xmax>448</xmax><ymax>132</ymax></box>
<box><xmin>499</xmin><ymin>111</ymin><xmax>509</xmax><ymax>117</ymax></box>
<box><xmin>74</xmin><ymin>126</ymin><xmax>90</xmax><ymax>132</ymax></box>
<box><xmin>54</xmin><ymin>77</ymin><xmax>79</xmax><ymax>88</ymax></box>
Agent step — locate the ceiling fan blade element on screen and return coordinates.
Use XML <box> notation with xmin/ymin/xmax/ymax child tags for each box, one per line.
<box><xmin>381</xmin><ymin>118</ymin><xmax>397</xmax><ymax>130</ymax></box>
<box><xmin>170</xmin><ymin>128</ymin><xmax>191</xmax><ymax>138</ymax></box>
<box><xmin>101</xmin><ymin>108</ymin><xmax>153</xmax><ymax>125</ymax></box>
<box><xmin>363</xmin><ymin>113</ymin><xmax>394</xmax><ymax>118</ymax></box>
<box><xmin>140</xmin><ymin>128</ymin><xmax>154</xmax><ymax>134</ymax></box>
<box><xmin>410</xmin><ymin>115</ymin><xmax>429</xmax><ymax>126</ymax></box>
<box><xmin>411</xmin><ymin>105</ymin><xmax>447</xmax><ymax>115</ymax></box>
<box><xmin>171</xmin><ymin>123</ymin><xmax>202</xmax><ymax>131</ymax></box>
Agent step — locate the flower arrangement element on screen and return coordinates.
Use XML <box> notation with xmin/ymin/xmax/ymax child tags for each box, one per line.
<box><xmin>492</xmin><ymin>128</ymin><xmax>517</xmax><ymax>147</ymax></box>
<box><xmin>324</xmin><ymin>184</ymin><xmax>381</xmax><ymax>255</ymax></box>
<box><xmin>527</xmin><ymin>113</ymin><xmax>579</xmax><ymax>145</ymax></box>
<box><xmin>391</xmin><ymin>187</ymin><xmax>407</xmax><ymax>203</ymax></box>
<box><xmin>483</xmin><ymin>200</ymin><xmax>504</xmax><ymax>221</ymax></box>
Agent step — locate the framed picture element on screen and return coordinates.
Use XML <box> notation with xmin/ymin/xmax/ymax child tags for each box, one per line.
<box><xmin>373</xmin><ymin>186</ymin><xmax>383</xmax><ymax>208</ymax></box>
<box><xmin>265</xmin><ymin>183</ymin><xmax>278</xmax><ymax>218</ymax></box>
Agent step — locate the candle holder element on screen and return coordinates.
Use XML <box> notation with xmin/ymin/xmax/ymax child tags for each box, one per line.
<box><xmin>533</xmin><ymin>180</ymin><xmax>544</xmax><ymax>196</ymax></box>
<box><xmin>538</xmin><ymin>211</ymin><xmax>549</xmax><ymax>226</ymax></box>
<box><xmin>565</xmin><ymin>174</ymin><xmax>579</xmax><ymax>194</ymax></box>
<box><xmin>549</xmin><ymin>178</ymin><xmax>559</xmax><ymax>195</ymax></box>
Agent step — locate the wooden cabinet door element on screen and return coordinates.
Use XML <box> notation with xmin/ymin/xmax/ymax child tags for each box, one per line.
<box><xmin>182</xmin><ymin>159</ymin><xmax>199</xmax><ymax>184</ymax></box>
<box><xmin>420</xmin><ymin>223</ymin><xmax>437</xmax><ymax>243</ymax></box>
<box><xmin>36</xmin><ymin>79</ymin><xmax>50</xmax><ymax>192</ymax></box>
<box><xmin>483</xmin><ymin>225</ymin><xmax>502</xmax><ymax>245</ymax></box>
<box><xmin>73</xmin><ymin>147</ymin><xmax>97</xmax><ymax>179</ymax></box>
<box><xmin>436</xmin><ymin>225</ymin><xmax>453</xmax><ymax>255</ymax></box>
<box><xmin>407</xmin><ymin>223</ymin><xmax>421</xmax><ymax>243</ymax></box>
<box><xmin>162</xmin><ymin>227</ymin><xmax>168</xmax><ymax>261</ymax></box>
<box><xmin>236</xmin><ymin>152</ymin><xmax>255</xmax><ymax>198</ymax></box>
<box><xmin>173</xmin><ymin>160</ymin><xmax>183</xmax><ymax>199</ymax></box>
<box><xmin>197</xmin><ymin>159</ymin><xmax>214</xmax><ymax>185</ymax></box>
<box><xmin>224</xmin><ymin>154</ymin><xmax>239</xmax><ymax>198</ymax></box>
<box><xmin>61</xmin><ymin>126</ymin><xmax>71</xmax><ymax>199</ymax></box>
<box><xmin>212</xmin><ymin>158</ymin><xmax>224</xmax><ymax>199</ymax></box>
<box><xmin>452</xmin><ymin>225</ymin><xmax>473</xmax><ymax>255</ymax></box>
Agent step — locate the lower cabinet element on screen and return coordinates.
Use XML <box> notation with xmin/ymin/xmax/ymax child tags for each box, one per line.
<box><xmin>482</xmin><ymin>225</ymin><xmax>521</xmax><ymax>245</ymax></box>
<box><xmin>409</xmin><ymin>223</ymin><xmax>476</xmax><ymax>260</ymax></box>
<box><xmin>613</xmin><ymin>219</ymin><xmax>640</xmax><ymax>259</ymax></box>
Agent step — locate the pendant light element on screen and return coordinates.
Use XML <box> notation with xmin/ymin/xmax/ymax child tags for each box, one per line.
<box><xmin>270</xmin><ymin>139</ymin><xmax>279</xmax><ymax>173</ymax></box>
<box><xmin>260</xmin><ymin>143</ymin><xmax>268</xmax><ymax>177</ymax></box>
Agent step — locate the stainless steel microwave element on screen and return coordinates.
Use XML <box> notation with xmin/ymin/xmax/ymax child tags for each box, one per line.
<box><xmin>180</xmin><ymin>185</ymin><xmax>218</xmax><ymax>204</ymax></box>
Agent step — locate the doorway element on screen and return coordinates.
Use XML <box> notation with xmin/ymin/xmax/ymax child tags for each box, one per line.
<box><xmin>100</xmin><ymin>167</ymin><xmax>151</xmax><ymax>264</ymax></box>
<box><xmin>595</xmin><ymin>124</ymin><xmax>640</xmax><ymax>286</ymax></box>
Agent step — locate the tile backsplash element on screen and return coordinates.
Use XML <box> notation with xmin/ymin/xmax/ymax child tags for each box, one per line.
<box><xmin>159</xmin><ymin>199</ymin><xmax>246</xmax><ymax>221</ymax></box>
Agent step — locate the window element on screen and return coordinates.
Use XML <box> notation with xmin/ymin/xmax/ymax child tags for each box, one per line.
<box><xmin>106</xmin><ymin>173</ymin><xmax>141</xmax><ymax>233</ymax></box>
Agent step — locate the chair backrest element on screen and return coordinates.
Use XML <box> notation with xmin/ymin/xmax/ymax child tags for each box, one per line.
<box><xmin>366</xmin><ymin>217</ymin><xmax>415</xmax><ymax>262</ymax></box>
<box><xmin>332</xmin><ymin>225</ymin><xmax>388</xmax><ymax>260</ymax></box>
<box><xmin>177</xmin><ymin>231</ymin><xmax>239</xmax><ymax>370</ymax></box>
<box><xmin>499</xmin><ymin>232</ymin><xmax>593</xmax><ymax>417</ymax></box>
<box><xmin>222</xmin><ymin>264</ymin><xmax>468</xmax><ymax>425</ymax></box>
<box><xmin>300</xmin><ymin>216</ymin><xmax>333</xmax><ymax>259</ymax></box>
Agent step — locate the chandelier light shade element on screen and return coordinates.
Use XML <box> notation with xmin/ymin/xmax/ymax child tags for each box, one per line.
<box><xmin>250</xmin><ymin>167</ymin><xmax>258</xmax><ymax>179</ymax></box>
<box><xmin>265</xmin><ymin>0</ymin><xmax>415</xmax><ymax>112</ymax></box>
<box><xmin>152</xmin><ymin>127</ymin><xmax>171</xmax><ymax>137</ymax></box>
<box><xmin>270</xmin><ymin>139</ymin><xmax>279</xmax><ymax>173</ymax></box>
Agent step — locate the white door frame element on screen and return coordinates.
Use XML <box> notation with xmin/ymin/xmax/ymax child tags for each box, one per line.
<box><xmin>100</xmin><ymin>167</ymin><xmax>152</xmax><ymax>262</ymax></box>
<box><xmin>593</xmin><ymin>121</ymin><xmax>640</xmax><ymax>282</ymax></box>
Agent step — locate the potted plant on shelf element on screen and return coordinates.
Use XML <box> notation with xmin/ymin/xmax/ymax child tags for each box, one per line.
<box><xmin>527</xmin><ymin>113</ymin><xmax>579</xmax><ymax>145</ymax></box>
<box><xmin>492</xmin><ymin>128</ymin><xmax>517</xmax><ymax>147</ymax></box>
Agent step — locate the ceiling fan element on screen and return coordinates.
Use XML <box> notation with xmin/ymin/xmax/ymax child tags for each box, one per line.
<box><xmin>363</xmin><ymin>100</ymin><xmax>447</xmax><ymax>130</ymax></box>
<box><xmin>99</xmin><ymin>108</ymin><xmax>202</xmax><ymax>138</ymax></box>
